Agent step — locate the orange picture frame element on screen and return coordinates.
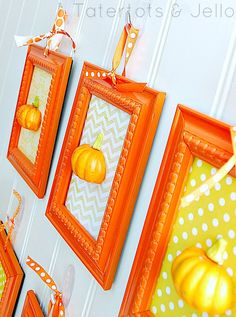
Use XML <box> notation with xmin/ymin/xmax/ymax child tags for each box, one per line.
<box><xmin>119</xmin><ymin>105</ymin><xmax>235</xmax><ymax>316</ymax></box>
<box><xmin>0</xmin><ymin>228</ymin><xmax>24</xmax><ymax>316</ymax></box>
<box><xmin>21</xmin><ymin>290</ymin><xmax>44</xmax><ymax>317</ymax></box>
<box><xmin>46</xmin><ymin>62</ymin><xmax>166</xmax><ymax>290</ymax></box>
<box><xmin>8</xmin><ymin>44</ymin><xmax>72</xmax><ymax>198</ymax></box>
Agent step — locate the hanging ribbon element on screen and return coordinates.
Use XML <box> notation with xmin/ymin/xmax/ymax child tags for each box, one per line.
<box><xmin>181</xmin><ymin>126</ymin><xmax>236</xmax><ymax>208</ymax></box>
<box><xmin>26</xmin><ymin>256</ymin><xmax>65</xmax><ymax>317</ymax></box>
<box><xmin>14</xmin><ymin>5</ymin><xmax>76</xmax><ymax>56</ymax></box>
<box><xmin>106</xmin><ymin>23</ymin><xmax>146</xmax><ymax>92</ymax></box>
<box><xmin>0</xmin><ymin>190</ymin><xmax>22</xmax><ymax>250</ymax></box>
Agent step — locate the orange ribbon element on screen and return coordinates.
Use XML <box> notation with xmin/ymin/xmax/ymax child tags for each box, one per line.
<box><xmin>0</xmin><ymin>190</ymin><xmax>22</xmax><ymax>250</ymax></box>
<box><xmin>26</xmin><ymin>256</ymin><xmax>65</xmax><ymax>317</ymax></box>
<box><xmin>106</xmin><ymin>23</ymin><xmax>146</xmax><ymax>92</ymax></box>
<box><xmin>15</xmin><ymin>5</ymin><xmax>76</xmax><ymax>56</ymax></box>
<box><xmin>40</xmin><ymin>29</ymin><xmax>76</xmax><ymax>56</ymax></box>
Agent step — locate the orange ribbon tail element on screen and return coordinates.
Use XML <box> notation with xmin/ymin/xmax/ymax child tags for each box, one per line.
<box><xmin>115</xmin><ymin>81</ymin><xmax>147</xmax><ymax>93</ymax></box>
<box><xmin>48</xmin><ymin>292</ymin><xmax>64</xmax><ymax>317</ymax></box>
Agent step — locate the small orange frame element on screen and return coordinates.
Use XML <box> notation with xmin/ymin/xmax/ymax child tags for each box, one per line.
<box><xmin>46</xmin><ymin>62</ymin><xmax>166</xmax><ymax>290</ymax></box>
<box><xmin>8</xmin><ymin>44</ymin><xmax>72</xmax><ymax>198</ymax></box>
<box><xmin>119</xmin><ymin>105</ymin><xmax>235</xmax><ymax>316</ymax></box>
<box><xmin>21</xmin><ymin>290</ymin><xmax>44</xmax><ymax>317</ymax></box>
<box><xmin>0</xmin><ymin>228</ymin><xmax>24</xmax><ymax>316</ymax></box>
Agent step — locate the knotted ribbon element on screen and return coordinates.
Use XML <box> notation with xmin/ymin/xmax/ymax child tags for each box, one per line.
<box><xmin>15</xmin><ymin>5</ymin><xmax>76</xmax><ymax>56</ymax></box>
<box><xmin>0</xmin><ymin>190</ymin><xmax>22</xmax><ymax>250</ymax></box>
<box><xmin>106</xmin><ymin>23</ymin><xmax>146</xmax><ymax>92</ymax></box>
<box><xmin>181</xmin><ymin>126</ymin><xmax>236</xmax><ymax>208</ymax></box>
<box><xmin>26</xmin><ymin>256</ymin><xmax>65</xmax><ymax>317</ymax></box>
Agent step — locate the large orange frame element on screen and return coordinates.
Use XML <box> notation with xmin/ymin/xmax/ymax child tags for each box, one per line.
<box><xmin>0</xmin><ymin>229</ymin><xmax>24</xmax><ymax>317</ymax></box>
<box><xmin>119</xmin><ymin>105</ymin><xmax>235</xmax><ymax>316</ymax></box>
<box><xmin>21</xmin><ymin>290</ymin><xmax>44</xmax><ymax>317</ymax></box>
<box><xmin>46</xmin><ymin>62</ymin><xmax>166</xmax><ymax>290</ymax></box>
<box><xmin>8</xmin><ymin>44</ymin><xmax>72</xmax><ymax>198</ymax></box>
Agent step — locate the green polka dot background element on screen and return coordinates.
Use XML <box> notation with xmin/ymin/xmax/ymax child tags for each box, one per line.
<box><xmin>0</xmin><ymin>262</ymin><xmax>6</xmax><ymax>300</ymax></box>
<box><xmin>150</xmin><ymin>158</ymin><xmax>236</xmax><ymax>317</ymax></box>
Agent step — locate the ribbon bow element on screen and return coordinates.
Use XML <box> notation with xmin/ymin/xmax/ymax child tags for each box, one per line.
<box><xmin>15</xmin><ymin>5</ymin><xmax>76</xmax><ymax>56</ymax></box>
<box><xmin>0</xmin><ymin>190</ymin><xmax>22</xmax><ymax>250</ymax></box>
<box><xmin>181</xmin><ymin>126</ymin><xmax>236</xmax><ymax>208</ymax></box>
<box><xmin>106</xmin><ymin>23</ymin><xmax>146</xmax><ymax>92</ymax></box>
<box><xmin>26</xmin><ymin>256</ymin><xmax>65</xmax><ymax>317</ymax></box>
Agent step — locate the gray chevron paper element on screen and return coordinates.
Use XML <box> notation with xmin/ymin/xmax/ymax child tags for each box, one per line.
<box><xmin>65</xmin><ymin>95</ymin><xmax>130</xmax><ymax>239</ymax></box>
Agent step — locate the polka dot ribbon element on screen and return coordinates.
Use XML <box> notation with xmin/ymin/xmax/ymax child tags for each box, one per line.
<box><xmin>0</xmin><ymin>190</ymin><xmax>22</xmax><ymax>250</ymax></box>
<box><xmin>181</xmin><ymin>126</ymin><xmax>236</xmax><ymax>208</ymax></box>
<box><xmin>106</xmin><ymin>23</ymin><xmax>146</xmax><ymax>92</ymax></box>
<box><xmin>14</xmin><ymin>5</ymin><xmax>76</xmax><ymax>56</ymax></box>
<box><xmin>26</xmin><ymin>256</ymin><xmax>65</xmax><ymax>317</ymax></box>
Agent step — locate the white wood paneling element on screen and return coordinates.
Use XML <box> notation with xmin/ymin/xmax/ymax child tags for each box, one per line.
<box><xmin>1</xmin><ymin>0</ymin><xmax>236</xmax><ymax>316</ymax></box>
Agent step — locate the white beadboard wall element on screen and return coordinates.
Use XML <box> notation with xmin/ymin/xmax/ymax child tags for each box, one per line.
<box><xmin>0</xmin><ymin>0</ymin><xmax>236</xmax><ymax>316</ymax></box>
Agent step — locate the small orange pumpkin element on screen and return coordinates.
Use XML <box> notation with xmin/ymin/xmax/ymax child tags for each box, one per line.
<box><xmin>16</xmin><ymin>96</ymin><xmax>41</xmax><ymax>131</ymax></box>
<box><xmin>71</xmin><ymin>133</ymin><xmax>106</xmax><ymax>184</ymax></box>
<box><xmin>172</xmin><ymin>238</ymin><xmax>234</xmax><ymax>315</ymax></box>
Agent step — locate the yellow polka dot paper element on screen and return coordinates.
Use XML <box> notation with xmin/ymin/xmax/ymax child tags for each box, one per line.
<box><xmin>181</xmin><ymin>126</ymin><xmax>236</xmax><ymax>208</ymax></box>
<box><xmin>0</xmin><ymin>262</ymin><xmax>6</xmax><ymax>300</ymax></box>
<box><xmin>150</xmin><ymin>157</ymin><xmax>236</xmax><ymax>317</ymax></box>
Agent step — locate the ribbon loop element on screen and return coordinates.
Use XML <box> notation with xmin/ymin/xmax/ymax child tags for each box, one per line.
<box><xmin>106</xmin><ymin>22</ymin><xmax>146</xmax><ymax>92</ymax></box>
<box><xmin>26</xmin><ymin>256</ymin><xmax>65</xmax><ymax>317</ymax></box>
<box><xmin>0</xmin><ymin>190</ymin><xmax>22</xmax><ymax>250</ymax></box>
<box><xmin>181</xmin><ymin>126</ymin><xmax>236</xmax><ymax>208</ymax></box>
<box><xmin>15</xmin><ymin>5</ymin><xmax>76</xmax><ymax>56</ymax></box>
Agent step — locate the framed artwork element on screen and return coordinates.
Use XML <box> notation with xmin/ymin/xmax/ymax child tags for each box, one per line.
<box><xmin>21</xmin><ymin>290</ymin><xmax>44</xmax><ymax>317</ymax></box>
<box><xmin>0</xmin><ymin>228</ymin><xmax>24</xmax><ymax>316</ymax></box>
<box><xmin>46</xmin><ymin>62</ymin><xmax>166</xmax><ymax>290</ymax></box>
<box><xmin>8</xmin><ymin>44</ymin><xmax>72</xmax><ymax>198</ymax></box>
<box><xmin>120</xmin><ymin>105</ymin><xmax>236</xmax><ymax>316</ymax></box>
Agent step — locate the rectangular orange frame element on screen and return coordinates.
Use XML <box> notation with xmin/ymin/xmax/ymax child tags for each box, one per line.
<box><xmin>8</xmin><ymin>44</ymin><xmax>72</xmax><ymax>198</ymax></box>
<box><xmin>21</xmin><ymin>290</ymin><xmax>44</xmax><ymax>317</ymax></box>
<box><xmin>119</xmin><ymin>105</ymin><xmax>235</xmax><ymax>316</ymax></box>
<box><xmin>46</xmin><ymin>62</ymin><xmax>166</xmax><ymax>290</ymax></box>
<box><xmin>0</xmin><ymin>228</ymin><xmax>24</xmax><ymax>317</ymax></box>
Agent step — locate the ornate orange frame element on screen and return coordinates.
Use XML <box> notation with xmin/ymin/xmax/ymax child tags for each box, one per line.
<box><xmin>21</xmin><ymin>290</ymin><xmax>44</xmax><ymax>317</ymax></box>
<box><xmin>0</xmin><ymin>228</ymin><xmax>24</xmax><ymax>316</ymax></box>
<box><xmin>119</xmin><ymin>105</ymin><xmax>235</xmax><ymax>316</ymax></box>
<box><xmin>46</xmin><ymin>62</ymin><xmax>166</xmax><ymax>290</ymax></box>
<box><xmin>8</xmin><ymin>44</ymin><xmax>72</xmax><ymax>198</ymax></box>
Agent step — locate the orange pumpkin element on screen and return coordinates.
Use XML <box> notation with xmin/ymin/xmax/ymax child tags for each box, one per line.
<box><xmin>71</xmin><ymin>133</ymin><xmax>106</xmax><ymax>184</ymax></box>
<box><xmin>16</xmin><ymin>96</ymin><xmax>41</xmax><ymax>131</ymax></box>
<box><xmin>172</xmin><ymin>238</ymin><xmax>234</xmax><ymax>315</ymax></box>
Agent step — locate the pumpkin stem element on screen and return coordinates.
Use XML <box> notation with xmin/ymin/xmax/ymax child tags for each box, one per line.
<box><xmin>32</xmin><ymin>96</ymin><xmax>40</xmax><ymax>108</ymax></box>
<box><xmin>206</xmin><ymin>238</ymin><xmax>227</xmax><ymax>265</ymax></box>
<box><xmin>93</xmin><ymin>133</ymin><xmax>104</xmax><ymax>150</ymax></box>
